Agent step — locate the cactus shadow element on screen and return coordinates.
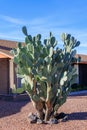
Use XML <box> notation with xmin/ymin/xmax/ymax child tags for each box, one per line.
<box><xmin>68</xmin><ymin>112</ymin><xmax>87</xmax><ymax>120</ymax></box>
<box><xmin>0</xmin><ymin>97</ymin><xmax>30</xmax><ymax>118</ymax></box>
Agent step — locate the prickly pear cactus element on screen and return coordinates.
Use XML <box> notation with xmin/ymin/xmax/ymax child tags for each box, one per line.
<box><xmin>11</xmin><ymin>26</ymin><xmax>80</xmax><ymax>123</ymax></box>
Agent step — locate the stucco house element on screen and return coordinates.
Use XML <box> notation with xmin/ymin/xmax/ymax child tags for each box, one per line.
<box><xmin>0</xmin><ymin>39</ymin><xmax>87</xmax><ymax>95</ymax></box>
<box><xmin>0</xmin><ymin>39</ymin><xmax>20</xmax><ymax>95</ymax></box>
<box><xmin>74</xmin><ymin>54</ymin><xmax>87</xmax><ymax>86</ymax></box>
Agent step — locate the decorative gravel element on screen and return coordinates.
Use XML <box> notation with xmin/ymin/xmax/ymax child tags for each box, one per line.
<box><xmin>0</xmin><ymin>95</ymin><xmax>87</xmax><ymax>130</ymax></box>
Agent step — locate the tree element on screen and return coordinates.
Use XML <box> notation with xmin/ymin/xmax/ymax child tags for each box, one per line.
<box><xmin>11</xmin><ymin>26</ymin><xmax>80</xmax><ymax>124</ymax></box>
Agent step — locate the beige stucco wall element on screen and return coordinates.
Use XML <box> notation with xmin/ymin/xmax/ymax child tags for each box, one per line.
<box><xmin>9</xmin><ymin>59</ymin><xmax>15</xmax><ymax>92</ymax></box>
<box><xmin>9</xmin><ymin>59</ymin><xmax>19</xmax><ymax>93</ymax></box>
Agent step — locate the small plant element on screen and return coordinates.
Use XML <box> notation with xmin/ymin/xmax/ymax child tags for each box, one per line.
<box><xmin>71</xmin><ymin>84</ymin><xmax>87</xmax><ymax>92</ymax></box>
<box><xmin>11</xmin><ymin>26</ymin><xmax>80</xmax><ymax>124</ymax></box>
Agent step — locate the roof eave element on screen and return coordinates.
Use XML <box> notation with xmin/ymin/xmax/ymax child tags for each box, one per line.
<box><xmin>0</xmin><ymin>51</ymin><xmax>13</xmax><ymax>59</ymax></box>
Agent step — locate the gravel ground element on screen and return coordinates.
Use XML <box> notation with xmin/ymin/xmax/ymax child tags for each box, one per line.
<box><xmin>0</xmin><ymin>95</ymin><xmax>87</xmax><ymax>130</ymax></box>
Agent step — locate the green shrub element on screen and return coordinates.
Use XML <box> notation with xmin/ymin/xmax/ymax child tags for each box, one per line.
<box><xmin>71</xmin><ymin>84</ymin><xmax>87</xmax><ymax>92</ymax></box>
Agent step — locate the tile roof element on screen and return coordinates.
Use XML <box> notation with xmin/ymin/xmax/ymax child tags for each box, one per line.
<box><xmin>0</xmin><ymin>39</ymin><xmax>18</xmax><ymax>58</ymax></box>
<box><xmin>0</xmin><ymin>39</ymin><xmax>18</xmax><ymax>48</ymax></box>
<box><xmin>75</xmin><ymin>54</ymin><xmax>87</xmax><ymax>62</ymax></box>
<box><xmin>0</xmin><ymin>39</ymin><xmax>87</xmax><ymax>61</ymax></box>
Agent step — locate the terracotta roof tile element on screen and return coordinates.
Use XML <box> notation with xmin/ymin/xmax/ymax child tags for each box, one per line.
<box><xmin>0</xmin><ymin>39</ymin><xmax>87</xmax><ymax>61</ymax></box>
<box><xmin>0</xmin><ymin>39</ymin><xmax>18</xmax><ymax>49</ymax></box>
<box><xmin>75</xmin><ymin>54</ymin><xmax>87</xmax><ymax>62</ymax></box>
<box><xmin>0</xmin><ymin>39</ymin><xmax>18</xmax><ymax>58</ymax></box>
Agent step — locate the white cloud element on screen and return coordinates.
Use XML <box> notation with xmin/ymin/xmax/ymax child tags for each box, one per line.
<box><xmin>0</xmin><ymin>14</ymin><xmax>87</xmax><ymax>54</ymax></box>
<box><xmin>80</xmin><ymin>44</ymin><xmax>87</xmax><ymax>47</ymax></box>
<box><xmin>0</xmin><ymin>15</ymin><xmax>26</xmax><ymax>25</ymax></box>
<box><xmin>0</xmin><ymin>14</ymin><xmax>50</xmax><ymax>26</ymax></box>
<box><xmin>0</xmin><ymin>32</ymin><xmax>24</xmax><ymax>41</ymax></box>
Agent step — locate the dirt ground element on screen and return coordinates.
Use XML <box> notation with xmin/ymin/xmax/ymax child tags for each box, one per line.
<box><xmin>0</xmin><ymin>95</ymin><xmax>87</xmax><ymax>130</ymax></box>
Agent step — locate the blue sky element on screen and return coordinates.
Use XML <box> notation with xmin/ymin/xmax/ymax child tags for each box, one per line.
<box><xmin>0</xmin><ymin>0</ymin><xmax>87</xmax><ymax>54</ymax></box>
